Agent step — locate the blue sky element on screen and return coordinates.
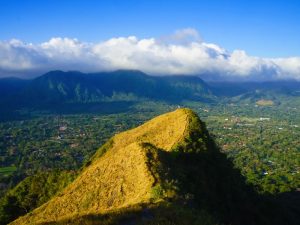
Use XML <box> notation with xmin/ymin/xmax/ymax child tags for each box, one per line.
<box><xmin>0</xmin><ymin>0</ymin><xmax>299</xmax><ymax>57</ymax></box>
<box><xmin>0</xmin><ymin>0</ymin><xmax>299</xmax><ymax>80</ymax></box>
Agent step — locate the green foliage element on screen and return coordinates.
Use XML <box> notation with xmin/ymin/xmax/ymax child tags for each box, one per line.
<box><xmin>150</xmin><ymin>184</ymin><xmax>164</xmax><ymax>201</ymax></box>
<box><xmin>197</xmin><ymin>100</ymin><xmax>300</xmax><ymax>194</ymax></box>
<box><xmin>0</xmin><ymin>170</ymin><xmax>75</xmax><ymax>225</ymax></box>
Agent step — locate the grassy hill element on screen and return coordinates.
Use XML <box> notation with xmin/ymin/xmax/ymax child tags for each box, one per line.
<box><xmin>10</xmin><ymin>109</ymin><xmax>192</xmax><ymax>224</ymax></box>
<box><xmin>9</xmin><ymin>109</ymin><xmax>299</xmax><ymax>225</ymax></box>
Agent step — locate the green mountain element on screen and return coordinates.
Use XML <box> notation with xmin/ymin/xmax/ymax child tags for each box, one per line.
<box><xmin>1</xmin><ymin>70</ymin><xmax>299</xmax><ymax>120</ymax></box>
<box><xmin>9</xmin><ymin>109</ymin><xmax>298</xmax><ymax>225</ymax></box>
<box><xmin>0</xmin><ymin>70</ymin><xmax>212</xmax><ymax>108</ymax></box>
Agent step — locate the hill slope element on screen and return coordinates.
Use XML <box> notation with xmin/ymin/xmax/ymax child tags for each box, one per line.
<box><xmin>11</xmin><ymin>109</ymin><xmax>193</xmax><ymax>224</ymax></box>
<box><xmin>10</xmin><ymin>109</ymin><xmax>299</xmax><ymax>225</ymax></box>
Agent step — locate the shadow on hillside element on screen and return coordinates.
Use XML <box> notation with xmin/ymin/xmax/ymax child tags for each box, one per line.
<box><xmin>43</xmin><ymin>139</ymin><xmax>300</xmax><ymax>225</ymax></box>
<box><xmin>157</xmin><ymin>149</ymin><xmax>299</xmax><ymax>225</ymax></box>
<box><xmin>144</xmin><ymin>114</ymin><xmax>299</xmax><ymax>225</ymax></box>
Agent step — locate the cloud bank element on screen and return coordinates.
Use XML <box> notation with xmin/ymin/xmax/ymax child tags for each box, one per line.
<box><xmin>0</xmin><ymin>29</ymin><xmax>299</xmax><ymax>80</ymax></box>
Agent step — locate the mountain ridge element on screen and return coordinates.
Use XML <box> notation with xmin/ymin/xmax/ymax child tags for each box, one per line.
<box><xmin>10</xmin><ymin>108</ymin><xmax>197</xmax><ymax>224</ymax></box>
<box><xmin>1</xmin><ymin>69</ymin><xmax>299</xmax><ymax>121</ymax></box>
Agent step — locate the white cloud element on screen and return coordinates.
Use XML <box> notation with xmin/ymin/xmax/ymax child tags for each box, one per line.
<box><xmin>0</xmin><ymin>29</ymin><xmax>299</xmax><ymax>80</ymax></box>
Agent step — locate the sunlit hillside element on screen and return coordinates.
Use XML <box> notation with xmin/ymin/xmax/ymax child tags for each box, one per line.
<box><xmin>11</xmin><ymin>109</ymin><xmax>197</xmax><ymax>224</ymax></box>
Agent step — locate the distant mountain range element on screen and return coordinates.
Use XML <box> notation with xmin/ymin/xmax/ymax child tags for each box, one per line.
<box><xmin>0</xmin><ymin>70</ymin><xmax>212</xmax><ymax>107</ymax></box>
<box><xmin>0</xmin><ymin>70</ymin><xmax>299</xmax><ymax>118</ymax></box>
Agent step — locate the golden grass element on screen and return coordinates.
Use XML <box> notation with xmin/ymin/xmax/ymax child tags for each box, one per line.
<box><xmin>11</xmin><ymin>108</ymin><xmax>193</xmax><ymax>225</ymax></box>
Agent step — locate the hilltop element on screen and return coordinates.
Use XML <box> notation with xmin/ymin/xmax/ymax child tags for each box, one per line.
<box><xmin>11</xmin><ymin>108</ymin><xmax>196</xmax><ymax>224</ymax></box>
<box><xmin>10</xmin><ymin>109</ymin><xmax>298</xmax><ymax>225</ymax></box>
